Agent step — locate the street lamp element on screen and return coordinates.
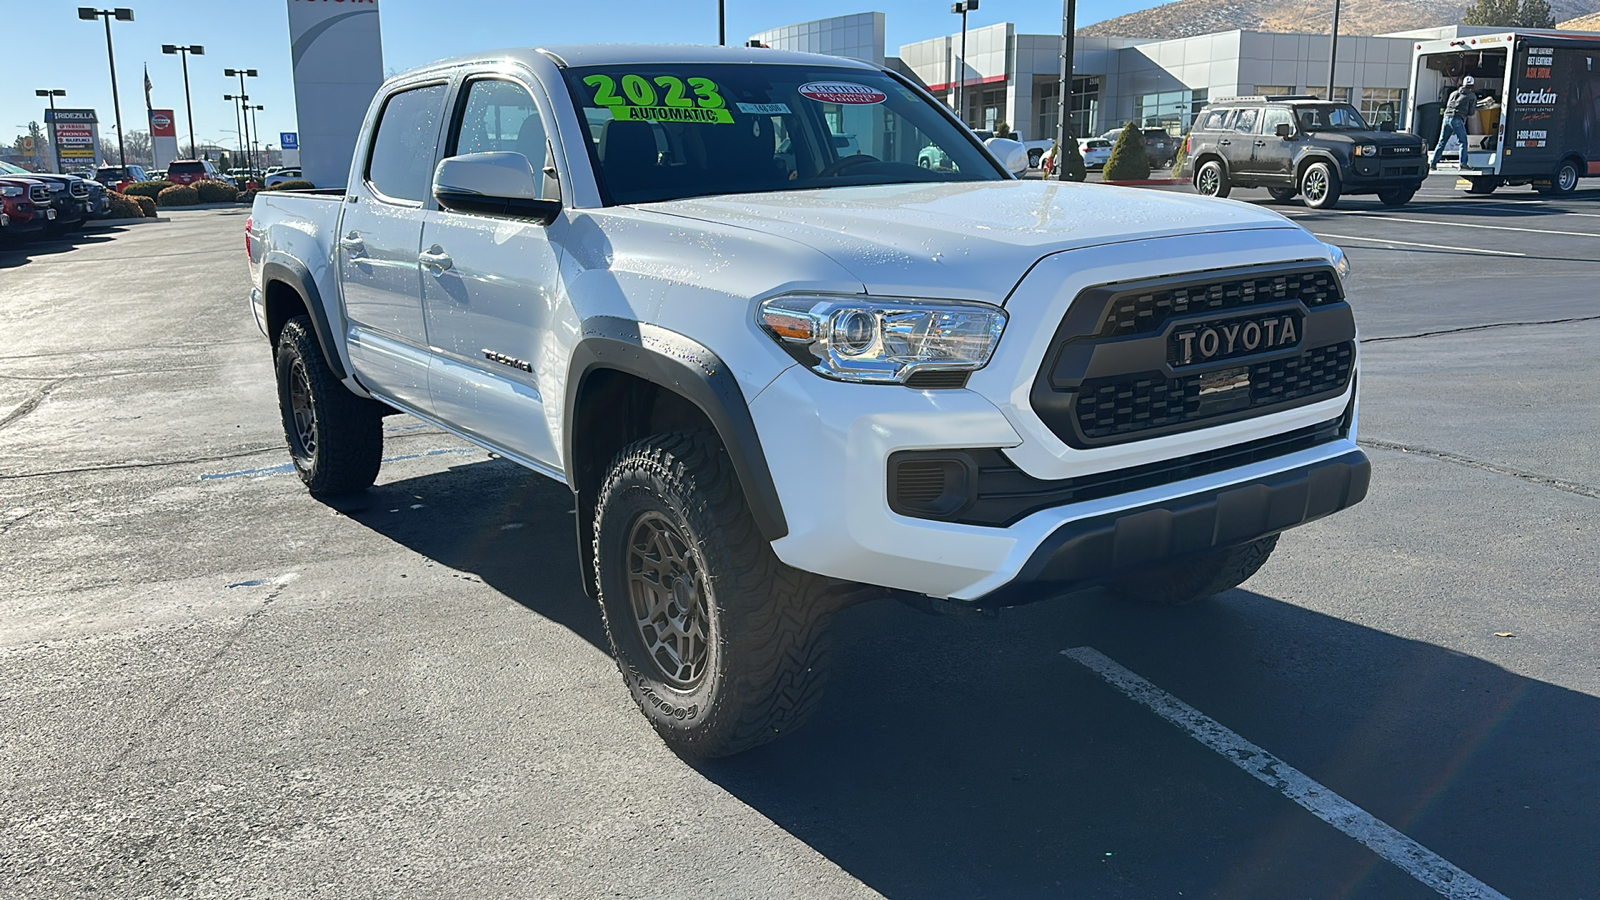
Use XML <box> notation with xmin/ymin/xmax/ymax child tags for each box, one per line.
<box><xmin>223</xmin><ymin>93</ymin><xmax>246</xmax><ymax>174</ymax></box>
<box><xmin>78</xmin><ymin>7</ymin><xmax>134</xmax><ymax>168</ymax></box>
<box><xmin>248</xmin><ymin>104</ymin><xmax>264</xmax><ymax>174</ymax></box>
<box><xmin>1053</xmin><ymin>0</ymin><xmax>1078</xmax><ymax>181</ymax></box>
<box><xmin>950</xmin><ymin>1</ymin><xmax>979</xmax><ymax>127</ymax></box>
<box><xmin>1326</xmin><ymin>0</ymin><xmax>1342</xmax><ymax>103</ymax></box>
<box><xmin>35</xmin><ymin>89</ymin><xmax>66</xmax><ymax>173</ymax></box>
<box><xmin>223</xmin><ymin>68</ymin><xmax>258</xmax><ymax>175</ymax></box>
<box><xmin>161</xmin><ymin>43</ymin><xmax>204</xmax><ymax>158</ymax></box>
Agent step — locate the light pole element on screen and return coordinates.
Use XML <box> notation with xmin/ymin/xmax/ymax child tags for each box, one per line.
<box><xmin>78</xmin><ymin>7</ymin><xmax>134</xmax><ymax>168</ymax></box>
<box><xmin>1053</xmin><ymin>0</ymin><xmax>1077</xmax><ymax>180</ymax></box>
<box><xmin>951</xmin><ymin>1</ymin><xmax>979</xmax><ymax>126</ymax></box>
<box><xmin>36</xmin><ymin>89</ymin><xmax>66</xmax><ymax>173</ymax></box>
<box><xmin>1326</xmin><ymin>0</ymin><xmax>1342</xmax><ymax>102</ymax></box>
<box><xmin>224</xmin><ymin>68</ymin><xmax>258</xmax><ymax>174</ymax></box>
<box><xmin>161</xmin><ymin>44</ymin><xmax>204</xmax><ymax>158</ymax></box>
<box><xmin>223</xmin><ymin>94</ymin><xmax>245</xmax><ymax>172</ymax></box>
<box><xmin>248</xmin><ymin>104</ymin><xmax>264</xmax><ymax>175</ymax></box>
<box><xmin>718</xmin><ymin>0</ymin><xmax>725</xmax><ymax>45</ymax></box>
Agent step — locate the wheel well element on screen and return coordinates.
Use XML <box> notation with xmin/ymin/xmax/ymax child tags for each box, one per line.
<box><xmin>1192</xmin><ymin>153</ymin><xmax>1224</xmax><ymax>174</ymax></box>
<box><xmin>568</xmin><ymin>368</ymin><xmax>719</xmax><ymax>594</ymax></box>
<box><xmin>1560</xmin><ymin>154</ymin><xmax>1585</xmax><ymax>175</ymax></box>
<box><xmin>1296</xmin><ymin>155</ymin><xmax>1336</xmax><ymax>182</ymax></box>
<box><xmin>263</xmin><ymin>278</ymin><xmax>310</xmax><ymax>349</ymax></box>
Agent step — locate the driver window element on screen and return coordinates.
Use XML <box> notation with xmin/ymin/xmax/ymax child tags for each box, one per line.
<box><xmin>452</xmin><ymin>79</ymin><xmax>547</xmax><ymax>189</ymax></box>
<box><xmin>1232</xmin><ymin>108</ymin><xmax>1259</xmax><ymax>134</ymax></box>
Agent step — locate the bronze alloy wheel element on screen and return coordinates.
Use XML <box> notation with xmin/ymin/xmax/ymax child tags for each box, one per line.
<box><xmin>288</xmin><ymin>358</ymin><xmax>317</xmax><ymax>460</ymax></box>
<box><xmin>625</xmin><ymin>510</ymin><xmax>711</xmax><ymax>688</ymax></box>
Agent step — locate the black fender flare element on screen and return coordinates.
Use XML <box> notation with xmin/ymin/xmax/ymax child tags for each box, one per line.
<box><xmin>1295</xmin><ymin>152</ymin><xmax>1343</xmax><ymax>184</ymax></box>
<box><xmin>564</xmin><ymin>316</ymin><xmax>788</xmax><ymax>543</ymax></box>
<box><xmin>1190</xmin><ymin>153</ymin><xmax>1230</xmax><ymax>181</ymax></box>
<box><xmin>260</xmin><ymin>254</ymin><xmax>347</xmax><ymax>380</ymax></box>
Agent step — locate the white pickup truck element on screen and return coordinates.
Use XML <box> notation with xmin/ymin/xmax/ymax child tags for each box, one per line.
<box><xmin>247</xmin><ymin>44</ymin><xmax>1369</xmax><ymax>758</ymax></box>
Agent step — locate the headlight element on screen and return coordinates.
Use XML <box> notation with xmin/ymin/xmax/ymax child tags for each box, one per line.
<box><xmin>1354</xmin><ymin>144</ymin><xmax>1378</xmax><ymax>157</ymax></box>
<box><xmin>1</xmin><ymin>186</ymin><xmax>20</xmax><ymax>198</ymax></box>
<box><xmin>1323</xmin><ymin>242</ymin><xmax>1351</xmax><ymax>281</ymax></box>
<box><xmin>758</xmin><ymin>295</ymin><xmax>1006</xmax><ymax>383</ymax></box>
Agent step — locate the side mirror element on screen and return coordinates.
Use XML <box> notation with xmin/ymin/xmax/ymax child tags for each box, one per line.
<box><xmin>433</xmin><ymin>151</ymin><xmax>560</xmax><ymax>225</ymax></box>
<box><xmin>1275</xmin><ymin>123</ymin><xmax>1294</xmax><ymax>139</ymax></box>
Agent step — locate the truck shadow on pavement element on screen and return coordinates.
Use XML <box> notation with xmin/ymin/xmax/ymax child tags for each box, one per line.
<box><xmin>333</xmin><ymin>458</ymin><xmax>1596</xmax><ymax>900</ymax></box>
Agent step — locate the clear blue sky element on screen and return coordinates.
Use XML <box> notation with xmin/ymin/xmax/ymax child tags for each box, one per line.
<box><xmin>1</xmin><ymin>0</ymin><xmax>1136</xmax><ymax>154</ymax></box>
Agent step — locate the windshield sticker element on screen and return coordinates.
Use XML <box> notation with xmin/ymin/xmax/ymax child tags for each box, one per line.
<box><xmin>582</xmin><ymin>74</ymin><xmax>732</xmax><ymax>123</ymax></box>
<box><xmin>736</xmin><ymin>102</ymin><xmax>792</xmax><ymax>115</ymax></box>
<box><xmin>798</xmin><ymin>82</ymin><xmax>886</xmax><ymax>105</ymax></box>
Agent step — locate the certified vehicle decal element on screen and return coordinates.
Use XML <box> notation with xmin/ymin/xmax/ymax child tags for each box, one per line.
<box><xmin>583</xmin><ymin>74</ymin><xmax>733</xmax><ymax>123</ymax></box>
<box><xmin>797</xmin><ymin>82</ymin><xmax>886</xmax><ymax>105</ymax></box>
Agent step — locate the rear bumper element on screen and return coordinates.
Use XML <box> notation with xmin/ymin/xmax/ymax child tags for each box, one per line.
<box><xmin>973</xmin><ymin>448</ymin><xmax>1369</xmax><ymax>606</ymax></box>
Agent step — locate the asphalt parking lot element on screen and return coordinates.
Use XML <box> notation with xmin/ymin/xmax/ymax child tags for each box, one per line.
<box><xmin>2</xmin><ymin>179</ymin><xmax>1596</xmax><ymax>899</ymax></box>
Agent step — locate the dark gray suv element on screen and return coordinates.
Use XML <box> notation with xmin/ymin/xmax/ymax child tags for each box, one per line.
<box><xmin>1186</xmin><ymin>95</ymin><xmax>1427</xmax><ymax>209</ymax></box>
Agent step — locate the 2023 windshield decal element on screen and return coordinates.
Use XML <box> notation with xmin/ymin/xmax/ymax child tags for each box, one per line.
<box><xmin>582</xmin><ymin>74</ymin><xmax>733</xmax><ymax>124</ymax></box>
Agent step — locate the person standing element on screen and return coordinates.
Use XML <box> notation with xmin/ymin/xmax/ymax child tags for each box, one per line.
<box><xmin>1431</xmin><ymin>76</ymin><xmax>1479</xmax><ymax>167</ymax></box>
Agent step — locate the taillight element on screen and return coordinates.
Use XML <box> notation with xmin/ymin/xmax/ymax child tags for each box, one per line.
<box><xmin>244</xmin><ymin>215</ymin><xmax>253</xmax><ymax>258</ymax></box>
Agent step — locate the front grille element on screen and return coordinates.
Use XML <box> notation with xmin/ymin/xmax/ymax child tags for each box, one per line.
<box><xmin>1074</xmin><ymin>342</ymin><xmax>1354</xmax><ymax>441</ymax></box>
<box><xmin>1383</xmin><ymin>165</ymin><xmax>1420</xmax><ymax>177</ymax></box>
<box><xmin>28</xmin><ymin>185</ymin><xmax>50</xmax><ymax>204</ymax></box>
<box><xmin>1097</xmin><ymin>270</ymin><xmax>1342</xmax><ymax>338</ymax></box>
<box><xmin>1380</xmin><ymin>145</ymin><xmax>1421</xmax><ymax>157</ymax></box>
<box><xmin>70</xmin><ymin>181</ymin><xmax>90</xmax><ymax>198</ymax></box>
<box><xmin>889</xmin><ymin>416</ymin><xmax>1348</xmax><ymax>527</ymax></box>
<box><xmin>1030</xmin><ymin>264</ymin><xmax>1357</xmax><ymax>448</ymax></box>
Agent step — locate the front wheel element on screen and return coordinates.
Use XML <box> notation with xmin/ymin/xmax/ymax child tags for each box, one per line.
<box><xmin>593</xmin><ymin>432</ymin><xmax>843</xmax><ymax>759</ymax></box>
<box><xmin>1267</xmin><ymin>187</ymin><xmax>1298</xmax><ymax>203</ymax></box>
<box><xmin>1194</xmin><ymin>160</ymin><xmax>1231</xmax><ymax>198</ymax></box>
<box><xmin>1300</xmin><ymin>162</ymin><xmax>1341</xmax><ymax>209</ymax></box>
<box><xmin>275</xmin><ymin>316</ymin><xmax>382</xmax><ymax>496</ymax></box>
<box><xmin>1377</xmin><ymin>187</ymin><xmax>1416</xmax><ymax>207</ymax></box>
<box><xmin>1106</xmin><ymin>536</ymin><xmax>1279</xmax><ymax>607</ymax></box>
<box><xmin>1028</xmin><ymin>149</ymin><xmax>1044</xmax><ymax>168</ymax></box>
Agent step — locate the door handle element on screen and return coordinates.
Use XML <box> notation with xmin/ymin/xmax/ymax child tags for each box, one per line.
<box><xmin>418</xmin><ymin>245</ymin><xmax>453</xmax><ymax>272</ymax></box>
<box><xmin>339</xmin><ymin>232</ymin><xmax>365</xmax><ymax>254</ymax></box>
<box><xmin>1254</xmin><ymin>140</ymin><xmax>1267</xmax><ymax>146</ymax></box>
<box><xmin>1218</xmin><ymin>139</ymin><xmax>1231</xmax><ymax>146</ymax></box>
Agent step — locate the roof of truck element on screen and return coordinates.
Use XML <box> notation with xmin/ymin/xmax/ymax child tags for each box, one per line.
<box><xmin>416</xmin><ymin>43</ymin><xmax>881</xmax><ymax>75</ymax></box>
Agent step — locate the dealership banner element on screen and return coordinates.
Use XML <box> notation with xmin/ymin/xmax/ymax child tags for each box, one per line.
<box><xmin>150</xmin><ymin>108</ymin><xmax>180</xmax><ymax>171</ymax></box>
<box><xmin>46</xmin><ymin>108</ymin><xmax>102</xmax><ymax>172</ymax></box>
<box><xmin>286</xmin><ymin>0</ymin><xmax>383</xmax><ymax>188</ymax></box>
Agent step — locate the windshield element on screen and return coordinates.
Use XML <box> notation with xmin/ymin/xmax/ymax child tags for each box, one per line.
<box><xmin>562</xmin><ymin>63</ymin><xmax>1003</xmax><ymax>205</ymax></box>
<box><xmin>169</xmin><ymin>162</ymin><xmax>206</xmax><ymax>174</ymax></box>
<box><xmin>0</xmin><ymin>161</ymin><xmax>31</xmax><ymax>175</ymax></box>
<box><xmin>1295</xmin><ymin>104</ymin><xmax>1370</xmax><ymax>131</ymax></box>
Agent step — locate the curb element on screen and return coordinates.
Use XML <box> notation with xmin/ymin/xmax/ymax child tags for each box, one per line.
<box><xmin>84</xmin><ymin>216</ymin><xmax>167</xmax><ymax>228</ymax></box>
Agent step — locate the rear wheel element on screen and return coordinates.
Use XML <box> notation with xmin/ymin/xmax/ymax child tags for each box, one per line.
<box><xmin>274</xmin><ymin>317</ymin><xmax>382</xmax><ymax>496</ymax></box>
<box><xmin>1267</xmin><ymin>187</ymin><xmax>1297</xmax><ymax>203</ymax></box>
<box><xmin>1106</xmin><ymin>536</ymin><xmax>1279</xmax><ymax>607</ymax></box>
<box><xmin>1300</xmin><ymin>162</ymin><xmax>1341</xmax><ymax>209</ymax></box>
<box><xmin>1463</xmin><ymin>176</ymin><xmax>1500</xmax><ymax>195</ymax></box>
<box><xmin>1538</xmin><ymin>159</ymin><xmax>1580</xmax><ymax>196</ymax></box>
<box><xmin>1028</xmin><ymin>149</ymin><xmax>1044</xmax><ymax>168</ymax></box>
<box><xmin>1377</xmin><ymin>187</ymin><xmax>1416</xmax><ymax>207</ymax></box>
<box><xmin>593</xmin><ymin>431</ymin><xmax>844</xmax><ymax>759</ymax></box>
<box><xmin>1194</xmin><ymin>160</ymin><xmax>1231</xmax><ymax>198</ymax></box>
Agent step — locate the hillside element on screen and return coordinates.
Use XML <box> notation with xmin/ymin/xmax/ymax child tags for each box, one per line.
<box><xmin>1080</xmin><ymin>0</ymin><xmax>1600</xmax><ymax>39</ymax></box>
<box><xmin>1559</xmin><ymin>10</ymin><xmax>1600</xmax><ymax>27</ymax></box>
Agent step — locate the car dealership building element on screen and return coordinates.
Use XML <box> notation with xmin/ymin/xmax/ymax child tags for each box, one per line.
<box><xmin>750</xmin><ymin>15</ymin><xmax>1560</xmax><ymax>143</ymax></box>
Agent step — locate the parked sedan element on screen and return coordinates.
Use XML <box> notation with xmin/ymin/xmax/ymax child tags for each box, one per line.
<box><xmin>263</xmin><ymin>168</ymin><xmax>304</xmax><ymax>188</ymax></box>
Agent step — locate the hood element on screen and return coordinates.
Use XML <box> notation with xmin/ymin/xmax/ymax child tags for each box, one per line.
<box><xmin>641</xmin><ymin>180</ymin><xmax>1300</xmax><ymax>304</ymax></box>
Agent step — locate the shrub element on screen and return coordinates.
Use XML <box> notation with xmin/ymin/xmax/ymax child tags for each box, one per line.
<box><xmin>1170</xmin><ymin>132</ymin><xmax>1191</xmax><ymax>177</ymax></box>
<box><xmin>1102</xmin><ymin>121</ymin><xmax>1152</xmax><ymax>182</ymax></box>
<box><xmin>993</xmin><ymin>121</ymin><xmax>1013</xmax><ymax>138</ymax></box>
<box><xmin>106</xmin><ymin>193</ymin><xmax>144</xmax><ymax>218</ymax></box>
<box><xmin>236</xmin><ymin>189</ymin><xmax>257</xmax><ymax>205</ymax></box>
<box><xmin>133</xmin><ymin>195</ymin><xmax>157</xmax><ymax>217</ymax></box>
<box><xmin>156</xmin><ymin>184</ymin><xmax>201</xmax><ymax>206</ymax></box>
<box><xmin>265</xmin><ymin>179</ymin><xmax>316</xmax><ymax>192</ymax></box>
<box><xmin>195</xmin><ymin>180</ymin><xmax>239</xmax><ymax>203</ymax></box>
<box><xmin>121</xmin><ymin>180</ymin><xmax>173</xmax><ymax>199</ymax></box>
<box><xmin>1058</xmin><ymin>136</ymin><xmax>1088</xmax><ymax>183</ymax></box>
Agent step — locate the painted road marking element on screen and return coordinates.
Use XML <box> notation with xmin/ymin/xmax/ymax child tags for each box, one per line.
<box><xmin>1313</xmin><ymin>232</ymin><xmax>1525</xmax><ymax>257</ymax></box>
<box><xmin>1061</xmin><ymin>647</ymin><xmax>1510</xmax><ymax>900</ymax></box>
<box><xmin>1336</xmin><ymin>213</ymin><xmax>1600</xmax><ymax>239</ymax></box>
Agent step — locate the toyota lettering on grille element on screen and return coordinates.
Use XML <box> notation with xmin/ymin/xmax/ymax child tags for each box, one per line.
<box><xmin>1171</xmin><ymin>313</ymin><xmax>1299</xmax><ymax>366</ymax></box>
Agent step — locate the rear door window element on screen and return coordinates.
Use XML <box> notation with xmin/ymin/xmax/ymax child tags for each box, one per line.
<box><xmin>1199</xmin><ymin>109</ymin><xmax>1230</xmax><ymax>131</ymax></box>
<box><xmin>1232</xmin><ymin>109</ymin><xmax>1259</xmax><ymax>134</ymax></box>
<box><xmin>365</xmin><ymin>83</ymin><xmax>448</xmax><ymax>204</ymax></box>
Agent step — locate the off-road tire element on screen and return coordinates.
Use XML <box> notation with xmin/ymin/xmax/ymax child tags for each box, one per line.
<box><xmin>274</xmin><ymin>316</ymin><xmax>382</xmax><ymax>496</ymax></box>
<box><xmin>1194</xmin><ymin>160</ymin><xmax>1230</xmax><ymax>198</ymax></box>
<box><xmin>1106</xmin><ymin>535</ymin><xmax>1279</xmax><ymax>607</ymax></box>
<box><xmin>1300</xmin><ymin>162</ymin><xmax>1341</xmax><ymax>209</ymax></box>
<box><xmin>593</xmin><ymin>431</ymin><xmax>842</xmax><ymax>759</ymax></box>
<box><xmin>1377</xmin><ymin>187</ymin><xmax>1416</xmax><ymax>207</ymax></box>
<box><xmin>1267</xmin><ymin>187</ymin><xmax>1297</xmax><ymax>203</ymax></box>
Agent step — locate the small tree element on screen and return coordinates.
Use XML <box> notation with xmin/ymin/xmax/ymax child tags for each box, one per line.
<box><xmin>1058</xmin><ymin>136</ymin><xmax>1087</xmax><ymax>182</ymax></box>
<box><xmin>1463</xmin><ymin>0</ymin><xmax>1552</xmax><ymax>26</ymax></box>
<box><xmin>994</xmin><ymin>121</ymin><xmax>1013</xmax><ymax>139</ymax></box>
<box><xmin>1102</xmin><ymin>122</ymin><xmax>1151</xmax><ymax>181</ymax></box>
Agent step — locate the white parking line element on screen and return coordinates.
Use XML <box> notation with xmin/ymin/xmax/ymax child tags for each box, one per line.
<box><xmin>1336</xmin><ymin>213</ymin><xmax>1600</xmax><ymax>238</ymax></box>
<box><xmin>1312</xmin><ymin>232</ymin><xmax>1525</xmax><ymax>257</ymax></box>
<box><xmin>1061</xmin><ymin>647</ymin><xmax>1510</xmax><ymax>900</ymax></box>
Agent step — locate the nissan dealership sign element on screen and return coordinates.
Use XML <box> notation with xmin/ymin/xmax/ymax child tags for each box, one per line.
<box><xmin>287</xmin><ymin>0</ymin><xmax>384</xmax><ymax>188</ymax></box>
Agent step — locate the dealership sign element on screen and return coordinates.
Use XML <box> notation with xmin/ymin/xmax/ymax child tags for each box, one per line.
<box><xmin>45</xmin><ymin>108</ymin><xmax>103</xmax><ymax>170</ymax></box>
<box><xmin>287</xmin><ymin>0</ymin><xmax>383</xmax><ymax>187</ymax></box>
<box><xmin>280</xmin><ymin>132</ymin><xmax>298</xmax><ymax>150</ymax></box>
